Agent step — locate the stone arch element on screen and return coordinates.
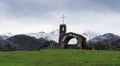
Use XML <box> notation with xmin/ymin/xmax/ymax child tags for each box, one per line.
<box><xmin>60</xmin><ymin>32</ymin><xmax>86</xmax><ymax>49</ymax></box>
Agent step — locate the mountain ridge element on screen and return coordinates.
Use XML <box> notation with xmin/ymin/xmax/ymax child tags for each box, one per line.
<box><xmin>0</xmin><ymin>30</ymin><xmax>119</xmax><ymax>43</ymax></box>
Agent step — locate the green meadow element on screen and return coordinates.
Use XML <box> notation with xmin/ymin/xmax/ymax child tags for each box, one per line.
<box><xmin>0</xmin><ymin>49</ymin><xmax>120</xmax><ymax>66</ymax></box>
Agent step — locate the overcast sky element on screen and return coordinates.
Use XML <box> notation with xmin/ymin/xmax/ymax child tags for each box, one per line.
<box><xmin>0</xmin><ymin>0</ymin><xmax>120</xmax><ymax>34</ymax></box>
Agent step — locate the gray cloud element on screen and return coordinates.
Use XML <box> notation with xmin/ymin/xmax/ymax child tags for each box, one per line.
<box><xmin>1</xmin><ymin>0</ymin><xmax>120</xmax><ymax>18</ymax></box>
<box><xmin>0</xmin><ymin>0</ymin><xmax>120</xmax><ymax>34</ymax></box>
<box><xmin>0</xmin><ymin>0</ymin><xmax>56</xmax><ymax>18</ymax></box>
<box><xmin>93</xmin><ymin>0</ymin><xmax>120</xmax><ymax>12</ymax></box>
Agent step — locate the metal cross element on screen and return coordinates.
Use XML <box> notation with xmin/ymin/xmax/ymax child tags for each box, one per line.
<box><xmin>60</xmin><ymin>14</ymin><xmax>67</xmax><ymax>24</ymax></box>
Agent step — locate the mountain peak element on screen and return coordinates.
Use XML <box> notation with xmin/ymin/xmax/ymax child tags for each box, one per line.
<box><xmin>82</xmin><ymin>31</ymin><xmax>100</xmax><ymax>40</ymax></box>
<box><xmin>88</xmin><ymin>33</ymin><xmax>120</xmax><ymax>43</ymax></box>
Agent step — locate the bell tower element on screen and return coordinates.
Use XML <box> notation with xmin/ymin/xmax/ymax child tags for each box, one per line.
<box><xmin>59</xmin><ymin>24</ymin><xmax>66</xmax><ymax>47</ymax></box>
<box><xmin>58</xmin><ymin>15</ymin><xmax>87</xmax><ymax>49</ymax></box>
<box><xmin>59</xmin><ymin>15</ymin><xmax>67</xmax><ymax>47</ymax></box>
<box><xmin>59</xmin><ymin>24</ymin><xmax>66</xmax><ymax>37</ymax></box>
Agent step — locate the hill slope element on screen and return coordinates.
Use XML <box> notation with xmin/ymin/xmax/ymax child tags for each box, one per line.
<box><xmin>7</xmin><ymin>34</ymin><xmax>40</xmax><ymax>50</ymax></box>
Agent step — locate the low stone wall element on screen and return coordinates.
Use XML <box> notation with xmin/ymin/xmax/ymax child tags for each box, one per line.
<box><xmin>66</xmin><ymin>44</ymin><xmax>78</xmax><ymax>49</ymax></box>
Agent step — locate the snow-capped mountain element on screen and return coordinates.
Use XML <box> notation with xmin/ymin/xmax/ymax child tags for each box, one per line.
<box><xmin>88</xmin><ymin>33</ymin><xmax>120</xmax><ymax>43</ymax></box>
<box><xmin>26</xmin><ymin>30</ymin><xmax>99</xmax><ymax>42</ymax></box>
<box><xmin>0</xmin><ymin>32</ymin><xmax>14</xmax><ymax>40</ymax></box>
<box><xmin>48</xmin><ymin>29</ymin><xmax>59</xmax><ymax>42</ymax></box>
<box><xmin>0</xmin><ymin>35</ymin><xmax>9</xmax><ymax>40</ymax></box>
<box><xmin>26</xmin><ymin>32</ymin><xmax>49</xmax><ymax>39</ymax></box>
<box><xmin>82</xmin><ymin>31</ymin><xmax>100</xmax><ymax>40</ymax></box>
<box><xmin>2</xmin><ymin>32</ymin><xmax>14</xmax><ymax>37</ymax></box>
<box><xmin>1</xmin><ymin>30</ymin><xmax>119</xmax><ymax>44</ymax></box>
<box><xmin>26</xmin><ymin>29</ymin><xmax>59</xmax><ymax>42</ymax></box>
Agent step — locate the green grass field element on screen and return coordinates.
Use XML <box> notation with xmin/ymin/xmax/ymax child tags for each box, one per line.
<box><xmin>0</xmin><ymin>49</ymin><xmax>120</xmax><ymax>66</ymax></box>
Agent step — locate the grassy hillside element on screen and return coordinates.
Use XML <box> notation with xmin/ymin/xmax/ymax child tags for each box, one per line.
<box><xmin>0</xmin><ymin>49</ymin><xmax>120</xmax><ymax>66</ymax></box>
